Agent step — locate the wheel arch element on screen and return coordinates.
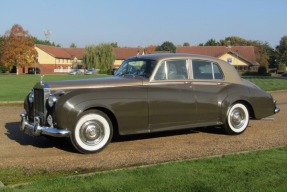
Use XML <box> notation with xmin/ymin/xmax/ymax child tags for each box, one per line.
<box><xmin>231</xmin><ymin>100</ymin><xmax>255</xmax><ymax>119</ymax></box>
<box><xmin>221</xmin><ymin>98</ymin><xmax>255</xmax><ymax>123</ymax></box>
<box><xmin>84</xmin><ymin>106</ymin><xmax>119</xmax><ymax>136</ymax></box>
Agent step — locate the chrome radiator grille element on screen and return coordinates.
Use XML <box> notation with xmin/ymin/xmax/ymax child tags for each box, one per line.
<box><xmin>33</xmin><ymin>88</ymin><xmax>45</xmax><ymax>123</ymax></box>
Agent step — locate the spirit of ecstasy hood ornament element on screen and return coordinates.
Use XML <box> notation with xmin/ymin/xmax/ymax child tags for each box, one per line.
<box><xmin>40</xmin><ymin>75</ymin><xmax>45</xmax><ymax>85</ymax></box>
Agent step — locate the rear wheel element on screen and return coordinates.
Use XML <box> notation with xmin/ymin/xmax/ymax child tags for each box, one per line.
<box><xmin>223</xmin><ymin>103</ymin><xmax>249</xmax><ymax>135</ymax></box>
<box><xmin>70</xmin><ymin>110</ymin><xmax>113</xmax><ymax>154</ymax></box>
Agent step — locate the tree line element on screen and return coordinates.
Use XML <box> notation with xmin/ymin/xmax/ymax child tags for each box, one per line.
<box><xmin>1</xmin><ymin>24</ymin><xmax>287</xmax><ymax>74</ymax></box>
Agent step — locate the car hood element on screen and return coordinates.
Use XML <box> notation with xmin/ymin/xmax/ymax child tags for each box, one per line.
<box><xmin>46</xmin><ymin>76</ymin><xmax>144</xmax><ymax>91</ymax></box>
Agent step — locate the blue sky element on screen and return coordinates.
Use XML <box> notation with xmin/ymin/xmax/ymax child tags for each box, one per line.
<box><xmin>1</xmin><ymin>0</ymin><xmax>286</xmax><ymax>48</ymax></box>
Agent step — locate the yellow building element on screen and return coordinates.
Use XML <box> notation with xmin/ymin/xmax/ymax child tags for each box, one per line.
<box><xmin>36</xmin><ymin>44</ymin><xmax>84</xmax><ymax>74</ymax></box>
<box><xmin>35</xmin><ymin>45</ymin><xmax>144</xmax><ymax>74</ymax></box>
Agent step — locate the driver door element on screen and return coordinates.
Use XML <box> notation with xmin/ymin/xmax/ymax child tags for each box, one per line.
<box><xmin>148</xmin><ymin>59</ymin><xmax>196</xmax><ymax>132</ymax></box>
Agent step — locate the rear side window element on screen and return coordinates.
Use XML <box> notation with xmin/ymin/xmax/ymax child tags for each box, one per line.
<box><xmin>192</xmin><ymin>60</ymin><xmax>224</xmax><ymax>80</ymax></box>
<box><xmin>154</xmin><ymin>59</ymin><xmax>188</xmax><ymax>80</ymax></box>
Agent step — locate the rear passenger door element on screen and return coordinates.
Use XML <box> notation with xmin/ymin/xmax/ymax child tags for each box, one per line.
<box><xmin>191</xmin><ymin>60</ymin><xmax>227</xmax><ymax>124</ymax></box>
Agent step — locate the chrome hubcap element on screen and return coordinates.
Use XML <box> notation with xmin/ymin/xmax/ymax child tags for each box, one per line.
<box><xmin>79</xmin><ymin>120</ymin><xmax>104</xmax><ymax>146</ymax></box>
<box><xmin>230</xmin><ymin>108</ymin><xmax>246</xmax><ymax>129</ymax></box>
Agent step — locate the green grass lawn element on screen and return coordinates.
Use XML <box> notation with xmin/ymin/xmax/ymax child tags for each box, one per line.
<box><xmin>0</xmin><ymin>74</ymin><xmax>109</xmax><ymax>102</ymax></box>
<box><xmin>1</xmin><ymin>147</ymin><xmax>286</xmax><ymax>191</ymax></box>
<box><xmin>243</xmin><ymin>76</ymin><xmax>287</xmax><ymax>91</ymax></box>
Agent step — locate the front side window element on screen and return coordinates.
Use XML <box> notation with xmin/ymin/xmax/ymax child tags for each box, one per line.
<box><xmin>154</xmin><ymin>59</ymin><xmax>188</xmax><ymax>80</ymax></box>
<box><xmin>114</xmin><ymin>59</ymin><xmax>157</xmax><ymax>78</ymax></box>
<box><xmin>192</xmin><ymin>60</ymin><xmax>224</xmax><ymax>80</ymax></box>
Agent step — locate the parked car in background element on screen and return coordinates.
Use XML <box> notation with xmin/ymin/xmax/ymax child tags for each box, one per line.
<box><xmin>112</xmin><ymin>67</ymin><xmax>119</xmax><ymax>75</ymax></box>
<box><xmin>20</xmin><ymin>53</ymin><xmax>280</xmax><ymax>154</ymax></box>
<box><xmin>69</xmin><ymin>69</ymin><xmax>82</xmax><ymax>75</ymax></box>
<box><xmin>282</xmin><ymin>71</ymin><xmax>287</xmax><ymax>77</ymax></box>
<box><xmin>28</xmin><ymin>67</ymin><xmax>40</xmax><ymax>74</ymax></box>
<box><xmin>85</xmin><ymin>69</ymin><xmax>99</xmax><ymax>75</ymax></box>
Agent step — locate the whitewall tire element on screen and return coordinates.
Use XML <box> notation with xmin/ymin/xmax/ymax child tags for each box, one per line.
<box><xmin>70</xmin><ymin>110</ymin><xmax>113</xmax><ymax>154</ymax></box>
<box><xmin>223</xmin><ymin>103</ymin><xmax>249</xmax><ymax>135</ymax></box>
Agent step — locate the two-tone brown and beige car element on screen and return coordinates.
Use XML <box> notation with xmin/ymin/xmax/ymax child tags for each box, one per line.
<box><xmin>20</xmin><ymin>53</ymin><xmax>280</xmax><ymax>153</ymax></box>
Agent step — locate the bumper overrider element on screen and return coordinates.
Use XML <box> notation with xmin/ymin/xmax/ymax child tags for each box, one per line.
<box><xmin>275</xmin><ymin>107</ymin><xmax>280</xmax><ymax>113</ymax></box>
<box><xmin>20</xmin><ymin>111</ymin><xmax>70</xmax><ymax>137</ymax></box>
<box><xmin>274</xmin><ymin>100</ymin><xmax>280</xmax><ymax>114</ymax></box>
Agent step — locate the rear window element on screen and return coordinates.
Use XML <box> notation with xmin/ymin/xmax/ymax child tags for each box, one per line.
<box><xmin>192</xmin><ymin>60</ymin><xmax>223</xmax><ymax>80</ymax></box>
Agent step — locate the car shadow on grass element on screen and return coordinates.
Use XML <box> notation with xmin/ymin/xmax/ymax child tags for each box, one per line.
<box><xmin>5</xmin><ymin>122</ymin><xmax>77</xmax><ymax>153</ymax></box>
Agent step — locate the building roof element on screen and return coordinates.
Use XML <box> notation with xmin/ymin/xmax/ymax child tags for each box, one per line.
<box><xmin>36</xmin><ymin>44</ymin><xmax>85</xmax><ymax>59</ymax></box>
<box><xmin>64</xmin><ymin>48</ymin><xmax>85</xmax><ymax>60</ymax></box>
<box><xmin>113</xmin><ymin>47</ymin><xmax>144</xmax><ymax>60</ymax></box>
<box><xmin>36</xmin><ymin>45</ymin><xmax>144</xmax><ymax>60</ymax></box>
<box><xmin>176</xmin><ymin>46</ymin><xmax>258</xmax><ymax>65</ymax></box>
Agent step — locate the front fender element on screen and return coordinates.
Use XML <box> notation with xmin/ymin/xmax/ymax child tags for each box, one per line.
<box><xmin>54</xmin><ymin>87</ymin><xmax>148</xmax><ymax>135</ymax></box>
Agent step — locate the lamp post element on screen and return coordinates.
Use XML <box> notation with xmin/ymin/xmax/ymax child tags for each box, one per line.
<box><xmin>34</xmin><ymin>55</ymin><xmax>38</xmax><ymax>75</ymax></box>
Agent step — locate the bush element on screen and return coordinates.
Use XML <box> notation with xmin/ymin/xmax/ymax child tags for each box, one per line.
<box><xmin>277</xmin><ymin>63</ymin><xmax>286</xmax><ymax>74</ymax></box>
<box><xmin>241</xmin><ymin>70</ymin><xmax>271</xmax><ymax>77</ymax></box>
<box><xmin>258</xmin><ymin>66</ymin><xmax>267</xmax><ymax>75</ymax></box>
<box><xmin>0</xmin><ymin>64</ymin><xmax>8</xmax><ymax>73</ymax></box>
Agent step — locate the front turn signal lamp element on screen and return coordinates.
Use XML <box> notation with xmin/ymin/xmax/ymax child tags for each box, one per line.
<box><xmin>48</xmin><ymin>94</ymin><xmax>57</xmax><ymax>107</ymax></box>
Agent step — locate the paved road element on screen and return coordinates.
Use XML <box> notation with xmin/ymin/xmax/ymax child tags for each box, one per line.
<box><xmin>0</xmin><ymin>92</ymin><xmax>286</xmax><ymax>171</ymax></box>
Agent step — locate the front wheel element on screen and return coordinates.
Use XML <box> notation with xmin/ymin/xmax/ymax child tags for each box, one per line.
<box><xmin>223</xmin><ymin>103</ymin><xmax>249</xmax><ymax>135</ymax></box>
<box><xmin>70</xmin><ymin>110</ymin><xmax>113</xmax><ymax>154</ymax></box>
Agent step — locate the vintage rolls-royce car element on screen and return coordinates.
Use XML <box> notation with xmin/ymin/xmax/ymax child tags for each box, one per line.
<box><xmin>20</xmin><ymin>53</ymin><xmax>280</xmax><ymax>153</ymax></box>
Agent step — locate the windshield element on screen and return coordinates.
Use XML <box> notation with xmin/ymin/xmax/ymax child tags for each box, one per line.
<box><xmin>114</xmin><ymin>59</ymin><xmax>157</xmax><ymax>79</ymax></box>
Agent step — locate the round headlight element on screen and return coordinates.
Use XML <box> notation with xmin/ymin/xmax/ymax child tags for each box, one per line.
<box><xmin>28</xmin><ymin>91</ymin><xmax>34</xmax><ymax>103</ymax></box>
<box><xmin>48</xmin><ymin>94</ymin><xmax>57</xmax><ymax>107</ymax></box>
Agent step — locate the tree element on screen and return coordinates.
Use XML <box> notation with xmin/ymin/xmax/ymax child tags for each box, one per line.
<box><xmin>183</xmin><ymin>42</ymin><xmax>190</xmax><ymax>46</ymax></box>
<box><xmin>33</xmin><ymin>37</ymin><xmax>60</xmax><ymax>47</ymax></box>
<box><xmin>110</xmin><ymin>42</ymin><xmax>118</xmax><ymax>48</ymax></box>
<box><xmin>83</xmin><ymin>45</ymin><xmax>97</xmax><ymax>70</ymax></box>
<box><xmin>83</xmin><ymin>43</ymin><xmax>115</xmax><ymax>73</ymax></box>
<box><xmin>204</xmin><ymin>38</ymin><xmax>220</xmax><ymax>46</ymax></box>
<box><xmin>95</xmin><ymin>43</ymin><xmax>115</xmax><ymax>73</ymax></box>
<box><xmin>155</xmin><ymin>41</ymin><xmax>176</xmax><ymax>53</ymax></box>
<box><xmin>0</xmin><ymin>24</ymin><xmax>38</xmax><ymax>74</ymax></box>
<box><xmin>219</xmin><ymin>36</ymin><xmax>248</xmax><ymax>46</ymax></box>
<box><xmin>70</xmin><ymin>43</ymin><xmax>77</xmax><ymax>48</ymax></box>
<box><xmin>145</xmin><ymin>45</ymin><xmax>156</xmax><ymax>54</ymax></box>
<box><xmin>251</xmin><ymin>41</ymin><xmax>271</xmax><ymax>68</ymax></box>
<box><xmin>276</xmin><ymin>36</ymin><xmax>287</xmax><ymax>67</ymax></box>
<box><xmin>218</xmin><ymin>36</ymin><xmax>272</xmax><ymax>68</ymax></box>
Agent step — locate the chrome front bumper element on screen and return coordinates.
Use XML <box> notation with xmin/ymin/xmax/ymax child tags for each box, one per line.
<box><xmin>20</xmin><ymin>112</ymin><xmax>70</xmax><ymax>137</ymax></box>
